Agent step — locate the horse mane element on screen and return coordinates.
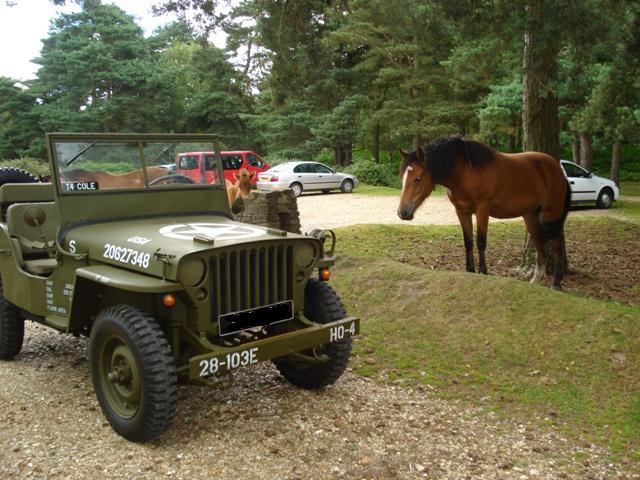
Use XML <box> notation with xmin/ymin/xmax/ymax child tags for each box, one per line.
<box><xmin>401</xmin><ymin>136</ymin><xmax>496</xmax><ymax>183</ymax></box>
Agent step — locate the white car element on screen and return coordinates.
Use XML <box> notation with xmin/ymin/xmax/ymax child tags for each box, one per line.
<box><xmin>560</xmin><ymin>160</ymin><xmax>619</xmax><ymax>209</ymax></box>
<box><xmin>256</xmin><ymin>161</ymin><xmax>359</xmax><ymax>197</ymax></box>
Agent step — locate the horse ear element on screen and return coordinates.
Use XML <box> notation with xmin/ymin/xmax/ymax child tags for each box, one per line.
<box><xmin>398</xmin><ymin>148</ymin><xmax>408</xmax><ymax>159</ymax></box>
<box><xmin>416</xmin><ymin>147</ymin><xmax>426</xmax><ymax>163</ymax></box>
<box><xmin>249</xmin><ymin>171</ymin><xmax>256</xmax><ymax>179</ymax></box>
<box><xmin>234</xmin><ymin>172</ymin><xmax>240</xmax><ymax>180</ymax></box>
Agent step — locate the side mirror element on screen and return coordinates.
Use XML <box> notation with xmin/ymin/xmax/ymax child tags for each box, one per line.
<box><xmin>231</xmin><ymin>197</ymin><xmax>245</xmax><ymax>214</ymax></box>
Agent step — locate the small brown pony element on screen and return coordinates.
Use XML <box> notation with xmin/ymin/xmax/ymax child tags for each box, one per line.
<box><xmin>61</xmin><ymin>166</ymin><xmax>169</xmax><ymax>188</ymax></box>
<box><xmin>397</xmin><ymin>136</ymin><xmax>570</xmax><ymax>289</ymax></box>
<box><xmin>225</xmin><ymin>168</ymin><xmax>255</xmax><ymax>206</ymax></box>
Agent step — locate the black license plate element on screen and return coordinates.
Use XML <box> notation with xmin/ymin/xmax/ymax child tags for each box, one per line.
<box><xmin>219</xmin><ymin>300</ymin><xmax>294</xmax><ymax>336</ymax></box>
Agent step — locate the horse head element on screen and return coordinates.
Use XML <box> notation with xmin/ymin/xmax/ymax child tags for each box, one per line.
<box><xmin>233</xmin><ymin>168</ymin><xmax>255</xmax><ymax>198</ymax></box>
<box><xmin>397</xmin><ymin>147</ymin><xmax>434</xmax><ymax>220</ymax></box>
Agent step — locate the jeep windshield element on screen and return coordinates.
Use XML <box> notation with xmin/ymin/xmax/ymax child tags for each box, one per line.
<box><xmin>53</xmin><ymin>137</ymin><xmax>224</xmax><ymax>193</ymax></box>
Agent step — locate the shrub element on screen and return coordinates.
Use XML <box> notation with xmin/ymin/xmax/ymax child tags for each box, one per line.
<box><xmin>0</xmin><ymin>158</ymin><xmax>50</xmax><ymax>177</ymax></box>
<box><xmin>343</xmin><ymin>159</ymin><xmax>400</xmax><ymax>188</ymax></box>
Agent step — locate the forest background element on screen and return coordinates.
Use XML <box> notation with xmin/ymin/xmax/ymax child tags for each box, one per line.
<box><xmin>0</xmin><ymin>0</ymin><xmax>638</xmax><ymax>188</ymax></box>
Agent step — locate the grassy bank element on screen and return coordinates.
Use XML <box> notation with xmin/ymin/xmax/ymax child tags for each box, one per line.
<box><xmin>331</xmin><ymin>220</ymin><xmax>640</xmax><ymax>458</ymax></box>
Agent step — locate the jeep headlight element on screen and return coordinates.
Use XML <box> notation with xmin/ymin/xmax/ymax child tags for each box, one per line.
<box><xmin>296</xmin><ymin>243</ymin><xmax>317</xmax><ymax>269</ymax></box>
<box><xmin>179</xmin><ymin>257</ymin><xmax>207</xmax><ymax>287</ymax></box>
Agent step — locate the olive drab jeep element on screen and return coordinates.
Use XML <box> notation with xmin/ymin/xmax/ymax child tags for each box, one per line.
<box><xmin>0</xmin><ymin>133</ymin><xmax>359</xmax><ymax>442</ymax></box>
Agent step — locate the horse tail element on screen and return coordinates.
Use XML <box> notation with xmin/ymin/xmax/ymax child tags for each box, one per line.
<box><xmin>540</xmin><ymin>179</ymin><xmax>571</xmax><ymax>241</ymax></box>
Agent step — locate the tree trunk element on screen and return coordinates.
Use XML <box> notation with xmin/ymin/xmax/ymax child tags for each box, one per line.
<box><xmin>344</xmin><ymin>144</ymin><xmax>353</xmax><ymax>166</ymax></box>
<box><xmin>571</xmin><ymin>138</ymin><xmax>580</xmax><ymax>164</ymax></box>
<box><xmin>610</xmin><ymin>139</ymin><xmax>621</xmax><ymax>186</ymax></box>
<box><xmin>372</xmin><ymin>121</ymin><xmax>380</xmax><ymax>163</ymax></box>
<box><xmin>521</xmin><ymin>0</ymin><xmax>567</xmax><ymax>277</ymax></box>
<box><xmin>579</xmin><ymin>133</ymin><xmax>593</xmax><ymax>171</ymax></box>
<box><xmin>521</xmin><ymin>1</ymin><xmax>560</xmax><ymax>159</ymax></box>
<box><xmin>334</xmin><ymin>144</ymin><xmax>343</xmax><ymax>167</ymax></box>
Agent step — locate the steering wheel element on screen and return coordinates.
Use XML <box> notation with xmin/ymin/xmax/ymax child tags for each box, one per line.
<box><xmin>148</xmin><ymin>174</ymin><xmax>195</xmax><ymax>186</ymax></box>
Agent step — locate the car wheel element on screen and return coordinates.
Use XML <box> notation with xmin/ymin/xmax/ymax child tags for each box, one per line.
<box><xmin>273</xmin><ymin>279</ymin><xmax>352</xmax><ymax>389</ymax></box>
<box><xmin>340</xmin><ymin>179</ymin><xmax>354</xmax><ymax>193</ymax></box>
<box><xmin>596</xmin><ymin>187</ymin><xmax>614</xmax><ymax>209</ymax></box>
<box><xmin>90</xmin><ymin>305</ymin><xmax>177</xmax><ymax>442</ymax></box>
<box><xmin>0</xmin><ymin>282</ymin><xmax>24</xmax><ymax>360</ymax></box>
<box><xmin>290</xmin><ymin>182</ymin><xmax>303</xmax><ymax>197</ymax></box>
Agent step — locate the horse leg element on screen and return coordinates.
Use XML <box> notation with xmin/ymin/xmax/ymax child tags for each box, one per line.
<box><xmin>455</xmin><ymin>208</ymin><xmax>475</xmax><ymax>273</ymax></box>
<box><xmin>549</xmin><ymin>231</ymin><xmax>565</xmax><ymax>290</ymax></box>
<box><xmin>475</xmin><ymin>207</ymin><xmax>489</xmax><ymax>274</ymax></box>
<box><xmin>540</xmin><ymin>207</ymin><xmax>568</xmax><ymax>291</ymax></box>
<box><xmin>523</xmin><ymin>213</ymin><xmax>546</xmax><ymax>284</ymax></box>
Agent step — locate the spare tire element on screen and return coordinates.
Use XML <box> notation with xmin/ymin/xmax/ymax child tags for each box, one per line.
<box><xmin>0</xmin><ymin>167</ymin><xmax>40</xmax><ymax>186</ymax></box>
<box><xmin>0</xmin><ymin>167</ymin><xmax>40</xmax><ymax>218</ymax></box>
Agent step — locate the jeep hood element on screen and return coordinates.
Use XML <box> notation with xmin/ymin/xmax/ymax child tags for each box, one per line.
<box><xmin>62</xmin><ymin>214</ymin><xmax>314</xmax><ymax>281</ymax></box>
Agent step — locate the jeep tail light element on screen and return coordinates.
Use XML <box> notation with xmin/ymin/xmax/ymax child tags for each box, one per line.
<box><xmin>270</xmin><ymin>176</ymin><xmax>279</xmax><ymax>182</ymax></box>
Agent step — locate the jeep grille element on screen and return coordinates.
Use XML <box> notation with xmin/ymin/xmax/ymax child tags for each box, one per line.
<box><xmin>210</xmin><ymin>245</ymin><xmax>294</xmax><ymax>315</ymax></box>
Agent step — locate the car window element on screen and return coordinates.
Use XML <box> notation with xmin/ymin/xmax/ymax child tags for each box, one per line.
<box><xmin>204</xmin><ymin>155</ymin><xmax>218</xmax><ymax>171</ymax></box>
<box><xmin>221</xmin><ymin>155</ymin><xmax>243</xmax><ymax>170</ymax></box>
<box><xmin>179</xmin><ymin>155</ymin><xmax>198</xmax><ymax>170</ymax></box>
<box><xmin>246</xmin><ymin>154</ymin><xmax>264</xmax><ymax>168</ymax></box>
<box><xmin>314</xmin><ymin>163</ymin><xmax>333</xmax><ymax>174</ymax></box>
<box><xmin>562</xmin><ymin>162</ymin><xmax>588</xmax><ymax>178</ymax></box>
<box><xmin>293</xmin><ymin>164</ymin><xmax>313</xmax><ymax>173</ymax></box>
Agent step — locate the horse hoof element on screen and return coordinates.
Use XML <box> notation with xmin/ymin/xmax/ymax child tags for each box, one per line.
<box><xmin>552</xmin><ymin>284</ymin><xmax>563</xmax><ymax>291</ymax></box>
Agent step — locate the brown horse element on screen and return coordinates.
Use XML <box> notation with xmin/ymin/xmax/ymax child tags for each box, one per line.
<box><xmin>225</xmin><ymin>168</ymin><xmax>255</xmax><ymax>206</ymax></box>
<box><xmin>397</xmin><ymin>136</ymin><xmax>570</xmax><ymax>289</ymax></box>
<box><xmin>61</xmin><ymin>167</ymin><xmax>170</xmax><ymax>188</ymax></box>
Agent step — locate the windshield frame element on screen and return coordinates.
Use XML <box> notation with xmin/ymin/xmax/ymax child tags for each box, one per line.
<box><xmin>47</xmin><ymin>133</ymin><xmax>225</xmax><ymax>196</ymax></box>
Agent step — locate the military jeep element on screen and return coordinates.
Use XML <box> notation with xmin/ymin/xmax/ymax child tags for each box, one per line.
<box><xmin>0</xmin><ymin>133</ymin><xmax>358</xmax><ymax>442</ymax></box>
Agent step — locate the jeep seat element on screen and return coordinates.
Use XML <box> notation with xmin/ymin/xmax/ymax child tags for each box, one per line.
<box><xmin>5</xmin><ymin>202</ymin><xmax>58</xmax><ymax>276</ymax></box>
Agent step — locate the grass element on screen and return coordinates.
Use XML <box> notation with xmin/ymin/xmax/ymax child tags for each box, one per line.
<box><xmin>354</xmin><ymin>184</ymin><xmax>400</xmax><ymax>196</ymax></box>
<box><xmin>356</xmin><ymin>183</ymin><xmax>446</xmax><ymax>196</ymax></box>
<box><xmin>331</xmin><ymin>221</ymin><xmax>640</xmax><ymax>459</ymax></box>
<box><xmin>620</xmin><ymin>181</ymin><xmax>640</xmax><ymax>196</ymax></box>
<box><xmin>613</xmin><ymin>201</ymin><xmax>640</xmax><ymax>223</ymax></box>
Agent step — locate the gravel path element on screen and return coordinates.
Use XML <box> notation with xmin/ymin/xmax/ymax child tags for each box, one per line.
<box><xmin>1</xmin><ymin>324</ymin><xmax>637</xmax><ymax>480</ymax></box>
<box><xmin>296</xmin><ymin>192</ymin><xmax>611</xmax><ymax>232</ymax></box>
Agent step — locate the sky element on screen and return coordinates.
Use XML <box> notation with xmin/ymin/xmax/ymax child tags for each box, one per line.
<box><xmin>0</xmin><ymin>0</ymin><xmax>180</xmax><ymax>81</ymax></box>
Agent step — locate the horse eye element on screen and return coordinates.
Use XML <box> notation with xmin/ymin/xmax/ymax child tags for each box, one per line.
<box><xmin>414</xmin><ymin>176</ymin><xmax>421</xmax><ymax>183</ymax></box>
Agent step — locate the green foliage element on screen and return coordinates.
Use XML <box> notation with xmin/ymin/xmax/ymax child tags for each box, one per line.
<box><xmin>342</xmin><ymin>158</ymin><xmax>400</xmax><ymax>188</ymax></box>
<box><xmin>0</xmin><ymin>158</ymin><xmax>50</xmax><ymax>177</ymax></box>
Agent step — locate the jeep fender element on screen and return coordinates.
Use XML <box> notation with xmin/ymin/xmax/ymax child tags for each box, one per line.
<box><xmin>68</xmin><ymin>265</ymin><xmax>182</xmax><ymax>332</ymax></box>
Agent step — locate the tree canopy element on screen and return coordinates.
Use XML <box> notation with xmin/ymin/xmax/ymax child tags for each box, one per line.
<box><xmin>1</xmin><ymin>0</ymin><xmax>638</xmax><ymax>181</ymax></box>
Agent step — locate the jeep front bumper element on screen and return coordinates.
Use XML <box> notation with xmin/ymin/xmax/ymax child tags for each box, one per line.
<box><xmin>189</xmin><ymin>316</ymin><xmax>359</xmax><ymax>380</ymax></box>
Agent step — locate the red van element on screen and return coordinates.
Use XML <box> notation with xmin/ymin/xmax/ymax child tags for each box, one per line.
<box><xmin>175</xmin><ymin>151</ymin><xmax>269</xmax><ymax>185</ymax></box>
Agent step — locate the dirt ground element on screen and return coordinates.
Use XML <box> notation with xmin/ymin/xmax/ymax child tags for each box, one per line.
<box><xmin>1</xmin><ymin>193</ymin><xmax>639</xmax><ymax>479</ymax></box>
<box><xmin>1</xmin><ymin>324</ymin><xmax>637</xmax><ymax>480</ymax></box>
<box><xmin>298</xmin><ymin>193</ymin><xmax>640</xmax><ymax>307</ymax></box>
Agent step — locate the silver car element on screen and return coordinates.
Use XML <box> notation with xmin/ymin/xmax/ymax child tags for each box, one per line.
<box><xmin>560</xmin><ymin>160</ymin><xmax>619</xmax><ymax>209</ymax></box>
<box><xmin>256</xmin><ymin>161</ymin><xmax>359</xmax><ymax>197</ymax></box>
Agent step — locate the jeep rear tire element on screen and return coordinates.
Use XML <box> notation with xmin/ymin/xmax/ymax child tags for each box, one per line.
<box><xmin>90</xmin><ymin>305</ymin><xmax>177</xmax><ymax>442</ymax></box>
<box><xmin>0</xmin><ymin>284</ymin><xmax>24</xmax><ymax>360</ymax></box>
<box><xmin>0</xmin><ymin>167</ymin><xmax>40</xmax><ymax>186</ymax></box>
<box><xmin>0</xmin><ymin>167</ymin><xmax>40</xmax><ymax>217</ymax></box>
<box><xmin>274</xmin><ymin>279</ymin><xmax>352</xmax><ymax>389</ymax></box>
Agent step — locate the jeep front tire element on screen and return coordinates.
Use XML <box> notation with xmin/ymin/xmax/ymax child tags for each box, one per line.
<box><xmin>90</xmin><ymin>305</ymin><xmax>177</xmax><ymax>442</ymax></box>
<box><xmin>274</xmin><ymin>279</ymin><xmax>352</xmax><ymax>389</ymax></box>
<box><xmin>0</xmin><ymin>284</ymin><xmax>24</xmax><ymax>360</ymax></box>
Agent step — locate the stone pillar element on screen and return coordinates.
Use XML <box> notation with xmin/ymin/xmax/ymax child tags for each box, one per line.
<box><xmin>235</xmin><ymin>190</ymin><xmax>301</xmax><ymax>234</ymax></box>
